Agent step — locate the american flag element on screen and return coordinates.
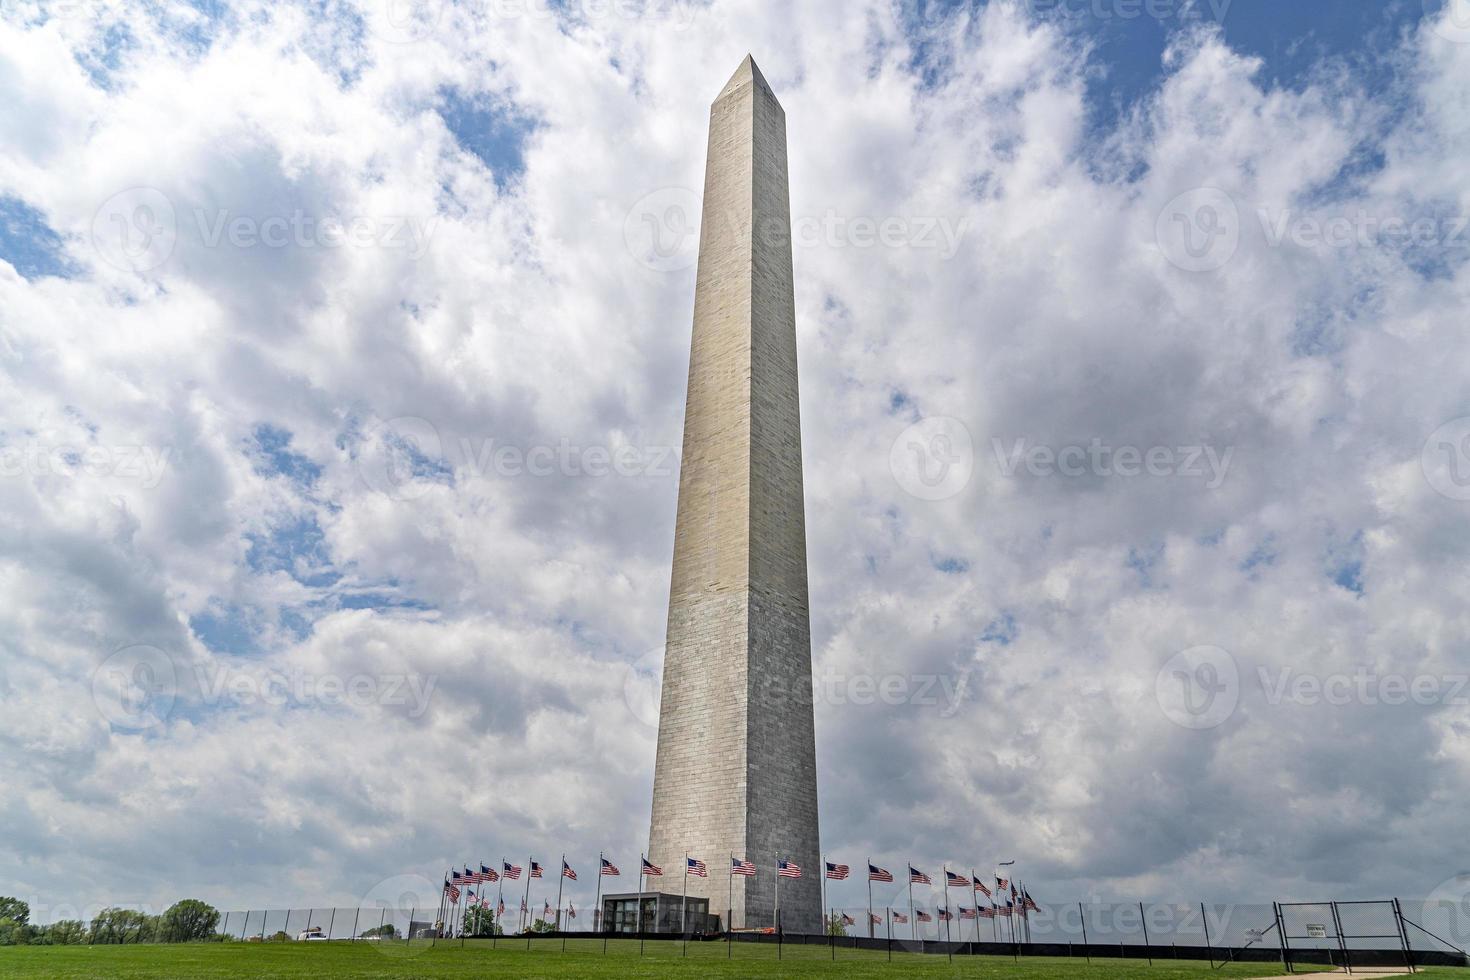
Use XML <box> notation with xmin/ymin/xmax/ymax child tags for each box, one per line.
<box><xmin>601</xmin><ymin>858</ymin><xmax>620</xmax><ymax>876</ymax></box>
<box><xmin>909</xmin><ymin>866</ymin><xmax>932</xmax><ymax>885</ymax></box>
<box><xmin>892</xmin><ymin>911</ymin><xmax>909</xmax><ymax>924</ymax></box>
<box><xmin>497</xmin><ymin>900</ymin><xmax>506</xmax><ymax>916</ymax></box>
<box><xmin>466</xmin><ymin>865</ymin><xmax>486</xmax><ymax>883</ymax></box>
<box><xmin>996</xmin><ymin>875</ymin><xmax>1009</xmax><ymax>890</ymax></box>
<box><xmin>998</xmin><ymin>902</ymin><xmax>1013</xmax><ymax>918</ymax></box>
<box><xmin>562</xmin><ymin>861</ymin><xmax>577</xmax><ymax>881</ymax></box>
<box><xmin>642</xmin><ymin>858</ymin><xmax>663</xmax><ymax>876</ymax></box>
<box><xmin>687</xmin><ymin>858</ymin><xmax>708</xmax><ymax>877</ymax></box>
<box><xmin>530</xmin><ymin>862</ymin><xmax>544</xmax><ymax>879</ymax></box>
<box><xmin>1023</xmin><ymin>892</ymin><xmax>1039</xmax><ymax>912</ymax></box>
<box><xmin>945</xmin><ymin>871</ymin><xmax>970</xmax><ymax>887</ymax></box>
<box><xmin>841</xmin><ymin>913</ymin><xmax>856</xmax><ymax>926</ymax></box>
<box><xmin>466</xmin><ymin>889</ymin><xmax>476</xmax><ymax>902</ymax></box>
<box><xmin>979</xmin><ymin>906</ymin><xmax>996</xmax><ymax>919</ymax></box>
<box><xmin>520</xmin><ymin>897</ymin><xmax>527</xmax><ymax>912</ymax></box>
<box><xmin>731</xmin><ymin>858</ymin><xmax>756</xmax><ymax>876</ymax></box>
<box><xmin>450</xmin><ymin>871</ymin><xmax>468</xmax><ymax>885</ymax></box>
<box><xmin>543</xmin><ymin>900</ymin><xmax>551</xmax><ymax>916</ymax></box>
<box><xmin>937</xmin><ymin>907</ymin><xmax>953</xmax><ymax>922</ymax></box>
<box><xmin>960</xmin><ymin>907</ymin><xmax>978</xmax><ymax>920</ymax></box>
<box><xmin>825</xmin><ymin>862</ymin><xmax>850</xmax><ymax>880</ymax></box>
<box><xmin>868</xmin><ymin>864</ymin><xmax>893</xmax><ymax>883</ymax></box>
<box><xmin>777</xmin><ymin>860</ymin><xmax>802</xmax><ymax>878</ymax></box>
<box><xmin>870</xmin><ymin>913</ymin><xmax>883</xmax><ymax>925</ymax></box>
<box><xmin>974</xmin><ymin>879</ymin><xmax>991</xmax><ymax>898</ymax></box>
<box><xmin>568</xmin><ymin>903</ymin><xmax>576</xmax><ymax>919</ymax></box>
<box><xmin>479</xmin><ymin>863</ymin><xmax>500</xmax><ymax>882</ymax></box>
<box><xmin>503</xmin><ymin>862</ymin><xmax>522</xmax><ymax>880</ymax></box>
<box><xmin>443</xmin><ymin>880</ymin><xmax>460</xmax><ymax>902</ymax></box>
<box><xmin>915</xmin><ymin>909</ymin><xmax>932</xmax><ymax>923</ymax></box>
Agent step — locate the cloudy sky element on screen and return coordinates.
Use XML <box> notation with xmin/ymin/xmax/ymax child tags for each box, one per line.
<box><xmin>3</xmin><ymin>0</ymin><xmax>1470</xmax><ymax>928</ymax></box>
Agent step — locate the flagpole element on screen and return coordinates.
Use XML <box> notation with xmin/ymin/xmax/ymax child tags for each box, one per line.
<box><xmin>993</xmin><ymin>875</ymin><xmax>1005</xmax><ymax>946</ymax></box>
<box><xmin>728</xmin><ymin>854</ymin><xmax>734</xmax><ymax>935</ymax></box>
<box><xmin>681</xmin><ymin>852</ymin><xmax>689</xmax><ymax>937</ymax></box>
<box><xmin>497</xmin><ymin>857</ymin><xmax>505</xmax><ymax>940</ymax></box>
<box><xmin>555</xmin><ymin>855</ymin><xmax>566</xmax><ymax>933</ymax></box>
<box><xmin>774</xmin><ymin>855</ymin><xmax>781</xmax><ymax>935</ymax></box>
<box><xmin>907</xmin><ymin>867</ymin><xmax>916</xmax><ymax>949</ymax></box>
<box><xmin>820</xmin><ymin>854</ymin><xmax>826</xmax><ymax>938</ymax></box>
<box><xmin>943</xmin><ymin>865</ymin><xmax>952</xmax><ymax>946</ymax></box>
<box><xmin>594</xmin><ymin>852</ymin><xmax>603</xmax><ymax>942</ymax></box>
<box><xmin>866</xmin><ymin>857</ymin><xmax>873</xmax><ymax>939</ymax></box>
<box><xmin>438</xmin><ymin>870</ymin><xmax>448</xmax><ymax>940</ymax></box>
<box><xmin>971</xmin><ymin>868</ymin><xmax>981</xmax><ymax>944</ymax></box>
<box><xmin>522</xmin><ymin>856</ymin><xmax>533</xmax><ymax>934</ymax></box>
<box><xmin>638</xmin><ymin>853</ymin><xmax>646</xmax><ymax>955</ymax></box>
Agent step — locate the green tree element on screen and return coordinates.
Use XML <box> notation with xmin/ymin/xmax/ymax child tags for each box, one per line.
<box><xmin>88</xmin><ymin>907</ymin><xmax>155</xmax><ymax>944</ymax></box>
<box><xmin>0</xmin><ymin>898</ymin><xmax>29</xmax><ymax>926</ymax></box>
<box><xmin>528</xmin><ymin>917</ymin><xmax>555</xmax><ymax>933</ymax></box>
<box><xmin>462</xmin><ymin>905</ymin><xmax>499</xmax><ymax>937</ymax></box>
<box><xmin>44</xmin><ymin>921</ymin><xmax>86</xmax><ymax>945</ymax></box>
<box><xmin>0</xmin><ymin>918</ymin><xmax>37</xmax><ymax>946</ymax></box>
<box><xmin>158</xmin><ymin>899</ymin><xmax>220</xmax><ymax>943</ymax></box>
<box><xmin>825</xmin><ymin>912</ymin><xmax>849</xmax><ymax>937</ymax></box>
<box><xmin>360</xmin><ymin>923</ymin><xmax>398</xmax><ymax>939</ymax></box>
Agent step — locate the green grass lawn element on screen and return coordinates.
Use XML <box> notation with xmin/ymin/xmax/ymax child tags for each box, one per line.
<box><xmin>5</xmin><ymin>937</ymin><xmax>1436</xmax><ymax>979</ymax></box>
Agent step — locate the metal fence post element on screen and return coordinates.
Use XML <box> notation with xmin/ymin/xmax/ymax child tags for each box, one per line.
<box><xmin>351</xmin><ymin>907</ymin><xmax>360</xmax><ymax>942</ymax></box>
<box><xmin>1202</xmin><ymin>902</ymin><xmax>1214</xmax><ymax>969</ymax></box>
<box><xmin>1329</xmin><ymin>901</ymin><xmax>1351</xmax><ymax>974</ymax></box>
<box><xmin>408</xmin><ymin>907</ymin><xmax>415</xmax><ymax>945</ymax></box>
<box><xmin>1393</xmin><ymin>898</ymin><xmax>1416</xmax><ymax>974</ymax></box>
<box><xmin>1079</xmin><ymin>902</ymin><xmax>1090</xmax><ymax>963</ymax></box>
<box><xmin>327</xmin><ymin>908</ymin><xmax>336</xmax><ymax>942</ymax></box>
<box><xmin>1140</xmin><ymin>901</ymin><xmax>1151</xmax><ymax>965</ymax></box>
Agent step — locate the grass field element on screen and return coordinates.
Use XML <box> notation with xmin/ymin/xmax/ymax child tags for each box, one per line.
<box><xmin>4</xmin><ymin>938</ymin><xmax>1452</xmax><ymax>979</ymax></box>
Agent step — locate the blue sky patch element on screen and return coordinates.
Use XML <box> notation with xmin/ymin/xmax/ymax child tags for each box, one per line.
<box><xmin>249</xmin><ymin>424</ymin><xmax>322</xmax><ymax>490</ymax></box>
<box><xmin>980</xmin><ymin>612</ymin><xmax>1018</xmax><ymax>646</ymax></box>
<box><xmin>0</xmin><ymin>197</ymin><xmax>76</xmax><ymax>281</ymax></box>
<box><xmin>932</xmin><ymin>554</ymin><xmax>970</xmax><ymax>574</ymax></box>
<box><xmin>1325</xmin><ymin>529</ymin><xmax>1366</xmax><ymax>596</ymax></box>
<box><xmin>246</xmin><ymin>513</ymin><xmax>340</xmax><ymax>588</ymax></box>
<box><xmin>437</xmin><ymin>87</ymin><xmax>538</xmax><ymax>191</ymax></box>
<box><xmin>189</xmin><ymin>602</ymin><xmax>263</xmax><ymax>656</ymax></box>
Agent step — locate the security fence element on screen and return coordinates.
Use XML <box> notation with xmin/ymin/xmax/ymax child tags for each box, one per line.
<box><xmin>36</xmin><ymin>897</ymin><xmax>1470</xmax><ymax>969</ymax></box>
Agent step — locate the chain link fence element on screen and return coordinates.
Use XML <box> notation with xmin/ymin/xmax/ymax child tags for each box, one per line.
<box><xmin>31</xmin><ymin>897</ymin><xmax>1470</xmax><ymax>968</ymax></box>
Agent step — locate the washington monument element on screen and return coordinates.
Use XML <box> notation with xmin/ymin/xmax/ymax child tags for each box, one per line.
<box><xmin>647</xmin><ymin>55</ymin><xmax>821</xmax><ymax>932</ymax></box>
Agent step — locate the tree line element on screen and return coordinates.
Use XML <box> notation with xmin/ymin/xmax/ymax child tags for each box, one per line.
<box><xmin>0</xmin><ymin>897</ymin><xmax>224</xmax><ymax>945</ymax></box>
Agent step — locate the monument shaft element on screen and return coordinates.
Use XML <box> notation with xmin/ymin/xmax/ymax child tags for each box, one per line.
<box><xmin>648</xmin><ymin>56</ymin><xmax>821</xmax><ymax>932</ymax></box>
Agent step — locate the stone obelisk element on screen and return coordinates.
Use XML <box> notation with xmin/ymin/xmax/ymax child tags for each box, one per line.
<box><xmin>647</xmin><ymin>55</ymin><xmax>821</xmax><ymax>934</ymax></box>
